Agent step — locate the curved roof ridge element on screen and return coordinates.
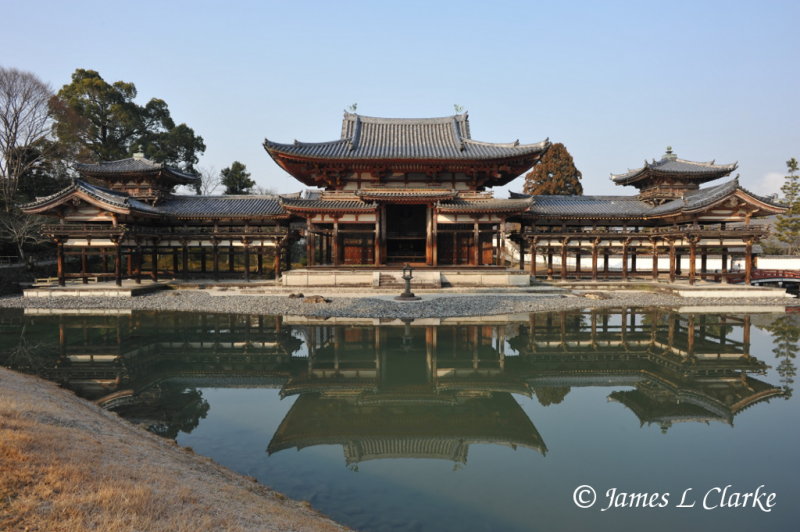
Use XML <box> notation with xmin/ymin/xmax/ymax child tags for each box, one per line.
<box><xmin>342</xmin><ymin>111</ymin><xmax>469</xmax><ymax>124</ymax></box>
<box><xmin>464</xmin><ymin>138</ymin><xmax>549</xmax><ymax>149</ymax></box>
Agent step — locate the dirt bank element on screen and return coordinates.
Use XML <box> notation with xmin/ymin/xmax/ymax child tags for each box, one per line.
<box><xmin>0</xmin><ymin>367</ymin><xmax>348</xmax><ymax>532</ymax></box>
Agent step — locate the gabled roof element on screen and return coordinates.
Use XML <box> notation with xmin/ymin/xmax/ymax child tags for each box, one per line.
<box><xmin>519</xmin><ymin>178</ymin><xmax>784</xmax><ymax>220</ymax></box>
<box><xmin>21</xmin><ymin>179</ymin><xmax>161</xmax><ymax>216</ymax></box>
<box><xmin>264</xmin><ymin>112</ymin><xmax>549</xmax><ymax>161</ymax></box>
<box><xmin>611</xmin><ymin>148</ymin><xmax>737</xmax><ymax>186</ymax></box>
<box><xmin>75</xmin><ymin>156</ymin><xmax>199</xmax><ymax>185</ymax></box>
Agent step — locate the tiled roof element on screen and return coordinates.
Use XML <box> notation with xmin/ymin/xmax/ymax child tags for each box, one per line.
<box><xmin>157</xmin><ymin>195</ymin><xmax>286</xmax><ymax>218</ymax></box>
<box><xmin>264</xmin><ymin>112</ymin><xmax>549</xmax><ymax>161</ymax></box>
<box><xmin>21</xmin><ymin>180</ymin><xmax>161</xmax><ymax>215</ymax></box>
<box><xmin>437</xmin><ymin>198</ymin><xmax>533</xmax><ymax>213</ymax></box>
<box><xmin>280</xmin><ymin>197</ymin><xmax>376</xmax><ymax>212</ymax></box>
<box><xmin>357</xmin><ymin>189</ymin><xmax>459</xmax><ymax>201</ymax></box>
<box><xmin>611</xmin><ymin>149</ymin><xmax>736</xmax><ymax>185</ymax></box>
<box><xmin>522</xmin><ymin>178</ymin><xmax>777</xmax><ymax>219</ymax></box>
<box><xmin>75</xmin><ymin>156</ymin><xmax>199</xmax><ymax>184</ymax></box>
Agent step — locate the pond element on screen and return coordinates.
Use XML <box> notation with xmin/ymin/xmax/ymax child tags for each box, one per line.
<box><xmin>1</xmin><ymin>308</ymin><xmax>798</xmax><ymax>532</ymax></box>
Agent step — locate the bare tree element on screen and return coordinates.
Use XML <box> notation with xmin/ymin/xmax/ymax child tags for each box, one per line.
<box><xmin>253</xmin><ymin>184</ymin><xmax>276</xmax><ymax>195</ymax></box>
<box><xmin>0</xmin><ymin>67</ymin><xmax>53</xmax><ymax>212</ymax></box>
<box><xmin>197</xmin><ymin>165</ymin><xmax>222</xmax><ymax>195</ymax></box>
<box><xmin>0</xmin><ymin>212</ymin><xmax>48</xmax><ymax>264</ymax></box>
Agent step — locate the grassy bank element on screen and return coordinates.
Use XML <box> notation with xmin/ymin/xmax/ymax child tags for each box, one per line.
<box><xmin>0</xmin><ymin>368</ymin><xmax>347</xmax><ymax>532</ymax></box>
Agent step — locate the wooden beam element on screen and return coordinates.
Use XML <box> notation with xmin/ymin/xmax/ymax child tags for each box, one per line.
<box><xmin>689</xmin><ymin>238</ymin><xmax>697</xmax><ymax>285</ymax></box>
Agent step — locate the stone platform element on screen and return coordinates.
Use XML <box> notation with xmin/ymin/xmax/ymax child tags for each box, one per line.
<box><xmin>23</xmin><ymin>280</ymin><xmax>168</xmax><ymax>298</ymax></box>
<box><xmin>281</xmin><ymin>268</ymin><xmax>532</xmax><ymax>288</ymax></box>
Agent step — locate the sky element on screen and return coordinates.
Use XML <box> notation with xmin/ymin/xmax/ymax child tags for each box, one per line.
<box><xmin>3</xmin><ymin>0</ymin><xmax>799</xmax><ymax>197</ymax></box>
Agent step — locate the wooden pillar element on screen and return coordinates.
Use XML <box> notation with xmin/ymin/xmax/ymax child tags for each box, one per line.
<box><xmin>182</xmin><ymin>243</ymin><xmax>189</xmax><ymax>277</ymax></box>
<box><xmin>518</xmin><ymin>236</ymin><xmax>525</xmax><ymax>271</ymax></box>
<box><xmin>274</xmin><ymin>241</ymin><xmax>283</xmax><ymax>279</ymax></box>
<box><xmin>689</xmin><ymin>238</ymin><xmax>697</xmax><ymax>285</ymax></box>
<box><xmin>243</xmin><ymin>241</ymin><xmax>250</xmax><ymax>282</ymax></box>
<box><xmin>700</xmin><ymin>248</ymin><xmax>707</xmax><ymax>281</ymax></box>
<box><xmin>114</xmin><ymin>242</ymin><xmax>122</xmax><ymax>287</ymax></box>
<box><xmin>374</xmin><ymin>215</ymin><xmax>381</xmax><ymax>266</ymax></box>
<box><xmin>651</xmin><ymin>241</ymin><xmax>659</xmax><ymax>280</ymax></box>
<box><xmin>257</xmin><ymin>247</ymin><xmax>264</xmax><ymax>274</ymax></box>
<box><xmin>212</xmin><ymin>243</ymin><xmax>220</xmax><ymax>281</ymax></box>
<box><xmin>473</xmin><ymin>219</ymin><xmax>480</xmax><ymax>266</ymax></box>
<box><xmin>745</xmin><ymin>240</ymin><xmax>753</xmax><ymax>286</ymax></box>
<box><xmin>228</xmin><ymin>244</ymin><xmax>234</xmax><ymax>272</ymax></box>
<box><xmin>721</xmin><ymin>249</ymin><xmax>728</xmax><ymax>283</ymax></box>
<box><xmin>126</xmin><ymin>248</ymin><xmax>133</xmax><ymax>276</ymax></box>
<box><xmin>151</xmin><ymin>242</ymin><xmax>158</xmax><ymax>282</ymax></box>
<box><xmin>560</xmin><ymin>240</ymin><xmax>568</xmax><ymax>280</ymax></box>
<box><xmin>427</xmin><ymin>206</ymin><xmax>435</xmax><ymax>266</ymax></box>
<box><xmin>332</xmin><ymin>219</ymin><xmax>340</xmax><ymax>266</ymax></box>
<box><xmin>80</xmin><ymin>249</ymin><xmax>88</xmax><ymax>284</ymax></box>
<box><xmin>200</xmin><ymin>247</ymin><xmax>207</xmax><ymax>274</ymax></box>
<box><xmin>621</xmin><ymin>242</ymin><xmax>629</xmax><ymax>281</ymax></box>
<box><xmin>529</xmin><ymin>241</ymin><xmax>537</xmax><ymax>279</ymax></box>
<box><xmin>172</xmin><ymin>247</ymin><xmax>178</xmax><ymax>277</ymax></box>
<box><xmin>134</xmin><ymin>245</ymin><xmax>142</xmax><ymax>284</ymax></box>
<box><xmin>57</xmin><ymin>240</ymin><xmax>65</xmax><ymax>286</ymax></box>
<box><xmin>306</xmin><ymin>227</ymin><xmax>315</xmax><ymax>267</ymax></box>
<box><xmin>547</xmin><ymin>246</ymin><xmax>554</xmax><ymax>280</ymax></box>
<box><xmin>575</xmin><ymin>249</ymin><xmax>581</xmax><ymax>280</ymax></box>
<box><xmin>591</xmin><ymin>241</ymin><xmax>598</xmax><ymax>281</ymax></box>
<box><xmin>669</xmin><ymin>243</ymin><xmax>676</xmax><ymax>283</ymax></box>
<box><xmin>603</xmin><ymin>250</ymin><xmax>609</xmax><ymax>280</ymax></box>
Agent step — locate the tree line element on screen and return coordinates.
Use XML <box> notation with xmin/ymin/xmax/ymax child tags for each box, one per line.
<box><xmin>0</xmin><ymin>66</ymin><xmax>267</xmax><ymax>260</ymax></box>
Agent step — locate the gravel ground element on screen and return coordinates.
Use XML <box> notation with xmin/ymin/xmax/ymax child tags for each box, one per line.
<box><xmin>0</xmin><ymin>290</ymin><xmax>794</xmax><ymax>318</ymax></box>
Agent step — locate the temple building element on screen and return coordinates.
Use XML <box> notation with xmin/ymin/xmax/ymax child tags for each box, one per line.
<box><xmin>21</xmin><ymin>112</ymin><xmax>785</xmax><ymax>287</ymax></box>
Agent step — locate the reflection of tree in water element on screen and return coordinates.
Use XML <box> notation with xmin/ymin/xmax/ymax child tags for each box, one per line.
<box><xmin>0</xmin><ymin>323</ymin><xmax>58</xmax><ymax>374</ymax></box>
<box><xmin>112</xmin><ymin>383</ymin><xmax>210</xmax><ymax>439</ymax></box>
<box><xmin>762</xmin><ymin>315</ymin><xmax>800</xmax><ymax>399</ymax></box>
<box><xmin>534</xmin><ymin>386</ymin><xmax>570</xmax><ymax>406</ymax></box>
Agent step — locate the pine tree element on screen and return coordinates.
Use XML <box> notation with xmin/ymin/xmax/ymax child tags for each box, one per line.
<box><xmin>774</xmin><ymin>158</ymin><xmax>800</xmax><ymax>254</ymax></box>
<box><xmin>221</xmin><ymin>161</ymin><xmax>255</xmax><ymax>195</ymax></box>
<box><xmin>523</xmin><ymin>142</ymin><xmax>583</xmax><ymax>196</ymax></box>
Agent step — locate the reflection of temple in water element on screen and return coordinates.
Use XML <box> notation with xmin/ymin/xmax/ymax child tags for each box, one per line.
<box><xmin>0</xmin><ymin>308</ymin><xmax>786</xmax><ymax>462</ymax></box>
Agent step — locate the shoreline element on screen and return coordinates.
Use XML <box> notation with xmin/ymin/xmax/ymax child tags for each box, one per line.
<box><xmin>0</xmin><ymin>367</ymin><xmax>348</xmax><ymax>532</ymax></box>
<box><xmin>0</xmin><ymin>289</ymin><xmax>794</xmax><ymax>319</ymax></box>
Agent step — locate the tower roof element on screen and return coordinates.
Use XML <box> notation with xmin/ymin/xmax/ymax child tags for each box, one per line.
<box><xmin>610</xmin><ymin>147</ymin><xmax>737</xmax><ymax>187</ymax></box>
<box><xmin>75</xmin><ymin>155</ymin><xmax>199</xmax><ymax>186</ymax></box>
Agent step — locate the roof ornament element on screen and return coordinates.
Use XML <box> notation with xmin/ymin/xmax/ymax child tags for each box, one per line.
<box><xmin>664</xmin><ymin>146</ymin><xmax>677</xmax><ymax>160</ymax></box>
<box><xmin>346</xmin><ymin>103</ymin><xmax>357</xmax><ymax>113</ymax></box>
<box><xmin>133</xmin><ymin>152</ymin><xmax>145</xmax><ymax>160</ymax></box>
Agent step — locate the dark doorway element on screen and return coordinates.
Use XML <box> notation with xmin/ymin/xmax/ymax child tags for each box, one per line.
<box><xmin>386</xmin><ymin>204</ymin><xmax>427</xmax><ymax>264</ymax></box>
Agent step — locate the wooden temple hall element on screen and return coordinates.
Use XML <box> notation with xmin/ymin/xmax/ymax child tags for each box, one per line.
<box><xmin>22</xmin><ymin>112</ymin><xmax>785</xmax><ymax>286</ymax></box>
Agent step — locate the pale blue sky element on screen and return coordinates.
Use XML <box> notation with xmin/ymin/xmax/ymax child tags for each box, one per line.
<box><xmin>3</xmin><ymin>0</ymin><xmax>798</xmax><ymax>196</ymax></box>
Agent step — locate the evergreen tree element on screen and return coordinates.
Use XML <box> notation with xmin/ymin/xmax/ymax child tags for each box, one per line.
<box><xmin>221</xmin><ymin>161</ymin><xmax>255</xmax><ymax>194</ymax></box>
<box><xmin>774</xmin><ymin>158</ymin><xmax>800</xmax><ymax>254</ymax></box>
<box><xmin>523</xmin><ymin>142</ymin><xmax>583</xmax><ymax>196</ymax></box>
<box><xmin>51</xmin><ymin>69</ymin><xmax>205</xmax><ymax>172</ymax></box>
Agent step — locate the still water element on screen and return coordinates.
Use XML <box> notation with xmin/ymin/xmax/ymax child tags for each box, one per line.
<box><xmin>1</xmin><ymin>308</ymin><xmax>798</xmax><ymax>532</ymax></box>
